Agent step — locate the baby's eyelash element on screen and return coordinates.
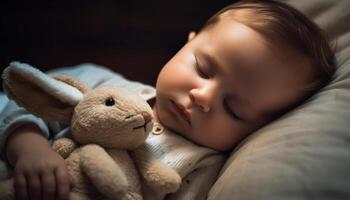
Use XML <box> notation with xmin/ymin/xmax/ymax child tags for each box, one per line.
<box><xmin>223</xmin><ymin>99</ymin><xmax>243</xmax><ymax>121</ymax></box>
<box><xmin>194</xmin><ymin>56</ymin><xmax>210</xmax><ymax>79</ymax></box>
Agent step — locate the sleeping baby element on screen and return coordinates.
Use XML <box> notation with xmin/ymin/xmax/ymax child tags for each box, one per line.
<box><xmin>0</xmin><ymin>0</ymin><xmax>335</xmax><ymax>199</ymax></box>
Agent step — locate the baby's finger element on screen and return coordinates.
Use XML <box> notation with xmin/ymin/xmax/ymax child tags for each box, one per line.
<box><xmin>41</xmin><ymin>170</ymin><xmax>56</xmax><ymax>200</ymax></box>
<box><xmin>14</xmin><ymin>173</ymin><xmax>28</xmax><ymax>200</ymax></box>
<box><xmin>56</xmin><ymin>167</ymin><xmax>70</xmax><ymax>200</ymax></box>
<box><xmin>27</xmin><ymin>173</ymin><xmax>41</xmax><ymax>200</ymax></box>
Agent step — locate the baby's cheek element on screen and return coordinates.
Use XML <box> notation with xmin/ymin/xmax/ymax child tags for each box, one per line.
<box><xmin>202</xmin><ymin>117</ymin><xmax>242</xmax><ymax>139</ymax></box>
<box><xmin>192</xmin><ymin>118</ymin><xmax>220</xmax><ymax>138</ymax></box>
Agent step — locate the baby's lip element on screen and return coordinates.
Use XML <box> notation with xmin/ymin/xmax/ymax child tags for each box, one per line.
<box><xmin>171</xmin><ymin>100</ymin><xmax>191</xmax><ymax>126</ymax></box>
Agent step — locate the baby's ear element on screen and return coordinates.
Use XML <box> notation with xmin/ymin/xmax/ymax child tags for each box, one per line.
<box><xmin>187</xmin><ymin>31</ymin><xmax>197</xmax><ymax>42</ymax></box>
<box><xmin>1</xmin><ymin>62</ymin><xmax>88</xmax><ymax>123</ymax></box>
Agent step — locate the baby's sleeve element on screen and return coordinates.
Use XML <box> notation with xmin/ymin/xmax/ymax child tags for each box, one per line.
<box><xmin>45</xmin><ymin>63</ymin><xmax>127</xmax><ymax>89</ymax></box>
<box><xmin>0</xmin><ymin>100</ymin><xmax>51</xmax><ymax>160</ymax></box>
<box><xmin>47</xmin><ymin>63</ymin><xmax>156</xmax><ymax>101</ymax></box>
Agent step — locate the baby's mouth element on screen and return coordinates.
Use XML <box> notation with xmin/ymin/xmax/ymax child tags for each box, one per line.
<box><xmin>170</xmin><ymin>100</ymin><xmax>192</xmax><ymax>126</ymax></box>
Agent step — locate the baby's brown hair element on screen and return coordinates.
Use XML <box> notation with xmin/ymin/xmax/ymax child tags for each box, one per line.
<box><xmin>200</xmin><ymin>0</ymin><xmax>335</xmax><ymax>94</ymax></box>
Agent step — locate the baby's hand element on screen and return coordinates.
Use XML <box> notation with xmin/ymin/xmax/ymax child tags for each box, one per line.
<box><xmin>13</xmin><ymin>148</ymin><xmax>70</xmax><ymax>200</ymax></box>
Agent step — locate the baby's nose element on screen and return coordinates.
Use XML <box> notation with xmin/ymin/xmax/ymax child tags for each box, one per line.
<box><xmin>189</xmin><ymin>87</ymin><xmax>214</xmax><ymax>112</ymax></box>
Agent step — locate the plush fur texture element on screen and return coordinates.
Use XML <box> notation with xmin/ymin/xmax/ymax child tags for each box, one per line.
<box><xmin>0</xmin><ymin>62</ymin><xmax>181</xmax><ymax>200</ymax></box>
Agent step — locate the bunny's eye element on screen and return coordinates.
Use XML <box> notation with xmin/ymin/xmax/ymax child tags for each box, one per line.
<box><xmin>105</xmin><ymin>97</ymin><xmax>115</xmax><ymax>106</ymax></box>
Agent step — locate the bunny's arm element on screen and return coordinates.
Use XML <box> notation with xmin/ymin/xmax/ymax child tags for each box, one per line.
<box><xmin>79</xmin><ymin>144</ymin><xmax>129</xmax><ymax>198</ymax></box>
<box><xmin>52</xmin><ymin>138</ymin><xmax>77</xmax><ymax>159</ymax></box>
<box><xmin>132</xmin><ymin>144</ymin><xmax>181</xmax><ymax>194</ymax></box>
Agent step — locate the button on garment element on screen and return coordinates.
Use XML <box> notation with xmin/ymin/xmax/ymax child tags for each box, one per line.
<box><xmin>152</xmin><ymin>122</ymin><xmax>164</xmax><ymax>135</ymax></box>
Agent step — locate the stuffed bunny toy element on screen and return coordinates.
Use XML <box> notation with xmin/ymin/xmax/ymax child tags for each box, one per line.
<box><xmin>0</xmin><ymin>62</ymin><xmax>181</xmax><ymax>200</ymax></box>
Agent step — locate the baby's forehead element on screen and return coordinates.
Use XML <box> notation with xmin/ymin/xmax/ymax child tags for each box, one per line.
<box><xmin>203</xmin><ymin>17</ymin><xmax>308</xmax><ymax>68</ymax></box>
<box><xmin>206</xmin><ymin>8</ymin><xmax>303</xmax><ymax>53</ymax></box>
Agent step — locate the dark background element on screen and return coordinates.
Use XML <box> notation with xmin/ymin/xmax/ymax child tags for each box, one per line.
<box><xmin>0</xmin><ymin>0</ymin><xmax>236</xmax><ymax>90</ymax></box>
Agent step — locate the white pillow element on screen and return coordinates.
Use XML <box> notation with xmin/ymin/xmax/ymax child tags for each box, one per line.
<box><xmin>208</xmin><ymin>0</ymin><xmax>350</xmax><ymax>199</ymax></box>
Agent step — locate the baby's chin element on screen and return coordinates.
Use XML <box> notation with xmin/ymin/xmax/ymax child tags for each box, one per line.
<box><xmin>166</xmin><ymin>123</ymin><xmax>189</xmax><ymax>138</ymax></box>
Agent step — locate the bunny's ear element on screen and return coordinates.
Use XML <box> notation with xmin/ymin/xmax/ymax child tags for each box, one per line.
<box><xmin>1</xmin><ymin>62</ymin><xmax>87</xmax><ymax>122</ymax></box>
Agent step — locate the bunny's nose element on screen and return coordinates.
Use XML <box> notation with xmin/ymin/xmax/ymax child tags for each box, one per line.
<box><xmin>142</xmin><ymin>111</ymin><xmax>152</xmax><ymax>123</ymax></box>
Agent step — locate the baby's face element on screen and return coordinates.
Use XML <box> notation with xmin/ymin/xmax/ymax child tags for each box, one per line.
<box><xmin>155</xmin><ymin>17</ymin><xmax>312</xmax><ymax>151</ymax></box>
